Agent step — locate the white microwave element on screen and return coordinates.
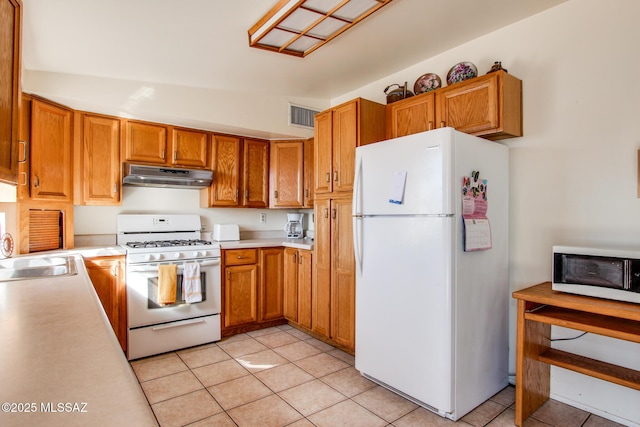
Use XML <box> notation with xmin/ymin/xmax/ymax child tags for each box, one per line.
<box><xmin>552</xmin><ymin>246</ymin><xmax>640</xmax><ymax>304</ymax></box>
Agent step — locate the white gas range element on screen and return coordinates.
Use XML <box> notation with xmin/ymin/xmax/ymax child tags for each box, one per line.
<box><xmin>117</xmin><ymin>214</ymin><xmax>221</xmax><ymax>360</ymax></box>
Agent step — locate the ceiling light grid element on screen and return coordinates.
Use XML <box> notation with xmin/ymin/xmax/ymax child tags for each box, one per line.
<box><xmin>248</xmin><ymin>0</ymin><xmax>393</xmax><ymax>57</ymax></box>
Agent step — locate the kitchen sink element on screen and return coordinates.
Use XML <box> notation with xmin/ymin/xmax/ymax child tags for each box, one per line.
<box><xmin>0</xmin><ymin>256</ymin><xmax>78</xmax><ymax>281</ymax></box>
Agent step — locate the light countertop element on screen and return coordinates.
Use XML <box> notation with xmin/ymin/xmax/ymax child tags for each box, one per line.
<box><xmin>216</xmin><ymin>237</ymin><xmax>314</xmax><ymax>251</ymax></box>
<box><xmin>0</xmin><ymin>254</ymin><xmax>157</xmax><ymax>427</ymax></box>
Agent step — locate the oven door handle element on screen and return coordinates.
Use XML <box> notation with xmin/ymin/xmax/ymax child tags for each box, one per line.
<box><xmin>128</xmin><ymin>258</ymin><xmax>221</xmax><ymax>272</ymax></box>
<box><xmin>151</xmin><ymin>318</ymin><xmax>206</xmax><ymax>331</ymax></box>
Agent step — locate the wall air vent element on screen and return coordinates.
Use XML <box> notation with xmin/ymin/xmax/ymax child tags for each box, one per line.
<box><xmin>289</xmin><ymin>103</ymin><xmax>320</xmax><ymax>129</ymax></box>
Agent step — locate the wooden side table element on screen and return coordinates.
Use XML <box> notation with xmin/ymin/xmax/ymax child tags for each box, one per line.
<box><xmin>512</xmin><ymin>282</ymin><xmax>640</xmax><ymax>426</ymax></box>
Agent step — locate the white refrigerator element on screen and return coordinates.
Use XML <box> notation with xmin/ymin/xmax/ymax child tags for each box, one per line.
<box><xmin>353</xmin><ymin>127</ymin><xmax>509</xmax><ymax>421</ymax></box>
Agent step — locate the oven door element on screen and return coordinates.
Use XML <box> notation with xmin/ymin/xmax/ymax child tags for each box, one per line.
<box><xmin>127</xmin><ymin>258</ymin><xmax>221</xmax><ymax>328</ymax></box>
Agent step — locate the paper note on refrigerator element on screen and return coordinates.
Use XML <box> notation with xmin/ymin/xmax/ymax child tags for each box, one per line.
<box><xmin>462</xmin><ymin>172</ymin><xmax>492</xmax><ymax>251</ymax></box>
<box><xmin>388</xmin><ymin>171</ymin><xmax>407</xmax><ymax>204</ymax></box>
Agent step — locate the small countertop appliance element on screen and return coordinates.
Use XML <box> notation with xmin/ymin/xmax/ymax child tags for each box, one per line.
<box><xmin>285</xmin><ymin>213</ymin><xmax>303</xmax><ymax>238</ymax></box>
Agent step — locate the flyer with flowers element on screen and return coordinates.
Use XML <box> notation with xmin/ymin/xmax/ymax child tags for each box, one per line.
<box><xmin>462</xmin><ymin>172</ymin><xmax>492</xmax><ymax>251</ymax></box>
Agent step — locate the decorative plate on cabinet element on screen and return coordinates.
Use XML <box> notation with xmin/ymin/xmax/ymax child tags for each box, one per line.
<box><xmin>1</xmin><ymin>233</ymin><xmax>14</xmax><ymax>258</ymax></box>
<box><xmin>446</xmin><ymin>62</ymin><xmax>477</xmax><ymax>85</ymax></box>
<box><xmin>414</xmin><ymin>73</ymin><xmax>442</xmax><ymax>94</ymax></box>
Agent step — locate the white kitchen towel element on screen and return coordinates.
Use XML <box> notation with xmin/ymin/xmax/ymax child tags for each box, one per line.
<box><xmin>182</xmin><ymin>262</ymin><xmax>202</xmax><ymax>303</ymax></box>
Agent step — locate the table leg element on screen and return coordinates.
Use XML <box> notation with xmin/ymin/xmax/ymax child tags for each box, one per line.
<box><xmin>515</xmin><ymin>299</ymin><xmax>551</xmax><ymax>426</ymax></box>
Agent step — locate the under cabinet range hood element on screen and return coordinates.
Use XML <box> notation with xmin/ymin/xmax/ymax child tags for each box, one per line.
<box><xmin>122</xmin><ymin>163</ymin><xmax>213</xmax><ymax>189</ymax></box>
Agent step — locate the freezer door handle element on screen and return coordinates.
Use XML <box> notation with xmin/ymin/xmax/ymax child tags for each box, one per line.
<box><xmin>353</xmin><ymin>217</ymin><xmax>363</xmax><ymax>276</ymax></box>
<box><xmin>353</xmin><ymin>155</ymin><xmax>363</xmax><ymax>216</ymax></box>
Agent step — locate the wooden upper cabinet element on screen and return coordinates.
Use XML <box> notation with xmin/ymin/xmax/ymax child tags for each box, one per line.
<box><xmin>387</xmin><ymin>92</ymin><xmax>435</xmax><ymax>139</ymax></box>
<box><xmin>386</xmin><ymin>70</ymin><xmax>522</xmax><ymax>140</ymax></box>
<box><xmin>203</xmin><ymin>134</ymin><xmax>241</xmax><ymax>207</ymax></box>
<box><xmin>314</xmin><ymin>110</ymin><xmax>333</xmax><ymax>194</ymax></box>
<box><xmin>436</xmin><ymin>70</ymin><xmax>522</xmax><ymax>139</ymax></box>
<box><xmin>29</xmin><ymin>99</ymin><xmax>73</xmax><ymax>202</ymax></box>
<box><xmin>124</xmin><ymin>120</ymin><xmax>167</xmax><ymax>164</ymax></box>
<box><xmin>270</xmin><ymin>140</ymin><xmax>304</xmax><ymax>208</ymax></box>
<box><xmin>314</xmin><ymin>98</ymin><xmax>385</xmax><ymax>195</ymax></box>
<box><xmin>201</xmin><ymin>136</ymin><xmax>268</xmax><ymax>208</ymax></box>
<box><xmin>77</xmin><ymin>113</ymin><xmax>122</xmax><ymax>205</ymax></box>
<box><xmin>303</xmin><ymin>138</ymin><xmax>314</xmax><ymax>208</ymax></box>
<box><xmin>170</xmin><ymin>127</ymin><xmax>209</xmax><ymax>168</ymax></box>
<box><xmin>0</xmin><ymin>0</ymin><xmax>21</xmax><ymax>185</ymax></box>
<box><xmin>242</xmin><ymin>138</ymin><xmax>269</xmax><ymax>208</ymax></box>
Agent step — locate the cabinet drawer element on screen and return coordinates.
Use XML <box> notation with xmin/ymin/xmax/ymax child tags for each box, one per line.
<box><xmin>224</xmin><ymin>249</ymin><xmax>258</xmax><ymax>265</ymax></box>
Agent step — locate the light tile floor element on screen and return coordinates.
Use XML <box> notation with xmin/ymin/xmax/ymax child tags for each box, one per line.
<box><xmin>130</xmin><ymin>324</ymin><xmax>626</xmax><ymax>427</ymax></box>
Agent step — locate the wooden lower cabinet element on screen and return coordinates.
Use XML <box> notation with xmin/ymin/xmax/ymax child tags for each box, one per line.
<box><xmin>313</xmin><ymin>194</ymin><xmax>356</xmax><ymax>353</ymax></box>
<box><xmin>221</xmin><ymin>247</ymin><xmax>285</xmax><ymax>336</ymax></box>
<box><xmin>283</xmin><ymin>247</ymin><xmax>313</xmax><ymax>329</ymax></box>
<box><xmin>84</xmin><ymin>255</ymin><xmax>127</xmax><ymax>352</ymax></box>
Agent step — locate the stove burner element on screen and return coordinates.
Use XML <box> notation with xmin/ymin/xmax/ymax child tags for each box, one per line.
<box><xmin>126</xmin><ymin>239</ymin><xmax>213</xmax><ymax>249</ymax></box>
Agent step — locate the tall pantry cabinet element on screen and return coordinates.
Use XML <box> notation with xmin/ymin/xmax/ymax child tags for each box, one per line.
<box><xmin>312</xmin><ymin>98</ymin><xmax>385</xmax><ymax>352</ymax></box>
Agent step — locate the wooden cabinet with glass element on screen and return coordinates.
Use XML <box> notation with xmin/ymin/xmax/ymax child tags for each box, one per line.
<box><xmin>314</xmin><ymin>98</ymin><xmax>385</xmax><ymax>195</ymax></box>
<box><xmin>0</xmin><ymin>0</ymin><xmax>22</xmax><ymax>185</ymax></box>
<box><xmin>386</xmin><ymin>70</ymin><xmax>522</xmax><ymax>141</ymax></box>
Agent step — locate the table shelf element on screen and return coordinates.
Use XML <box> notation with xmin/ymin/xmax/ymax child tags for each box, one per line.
<box><xmin>513</xmin><ymin>282</ymin><xmax>640</xmax><ymax>426</ymax></box>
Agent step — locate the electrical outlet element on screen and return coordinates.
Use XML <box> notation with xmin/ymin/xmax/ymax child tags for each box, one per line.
<box><xmin>259</xmin><ymin>213</ymin><xmax>267</xmax><ymax>223</ymax></box>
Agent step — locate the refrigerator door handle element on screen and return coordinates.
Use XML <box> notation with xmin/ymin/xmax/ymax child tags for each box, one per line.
<box><xmin>353</xmin><ymin>217</ymin><xmax>363</xmax><ymax>276</ymax></box>
<box><xmin>353</xmin><ymin>155</ymin><xmax>363</xmax><ymax>216</ymax></box>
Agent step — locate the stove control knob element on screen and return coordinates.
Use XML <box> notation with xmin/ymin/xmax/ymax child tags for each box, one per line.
<box><xmin>174</xmin><ymin>253</ymin><xmax>182</xmax><ymax>259</ymax></box>
<box><xmin>144</xmin><ymin>254</ymin><xmax>153</xmax><ymax>262</ymax></box>
<box><xmin>192</xmin><ymin>251</ymin><xmax>200</xmax><ymax>258</ymax></box>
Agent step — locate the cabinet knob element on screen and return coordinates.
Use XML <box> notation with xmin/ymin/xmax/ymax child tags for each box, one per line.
<box><xmin>325</xmin><ymin>172</ymin><xmax>330</xmax><ymax>183</ymax></box>
<box><xmin>274</xmin><ymin>190</ymin><xmax>278</xmax><ymax>199</ymax></box>
<box><xmin>113</xmin><ymin>183</ymin><xmax>118</xmax><ymax>194</ymax></box>
<box><xmin>173</xmin><ymin>151</ymin><xmax>178</xmax><ymax>161</ymax></box>
<box><xmin>331</xmin><ymin>208</ymin><xmax>337</xmax><ymax>219</ymax></box>
<box><xmin>304</xmin><ymin>189</ymin><xmax>309</xmax><ymax>198</ymax></box>
<box><xmin>33</xmin><ymin>175</ymin><xmax>40</xmax><ymax>189</ymax></box>
<box><xmin>19</xmin><ymin>172</ymin><xmax>27</xmax><ymax>186</ymax></box>
<box><xmin>440</xmin><ymin>121</ymin><xmax>446</xmax><ymax>128</ymax></box>
<box><xmin>428</xmin><ymin>121</ymin><xmax>433</xmax><ymax>131</ymax></box>
<box><xmin>333</xmin><ymin>171</ymin><xmax>338</xmax><ymax>181</ymax></box>
<box><xmin>245</xmin><ymin>190</ymin><xmax>249</xmax><ymax>199</ymax></box>
<box><xmin>324</xmin><ymin>208</ymin><xmax>329</xmax><ymax>218</ymax></box>
<box><xmin>161</xmin><ymin>149</ymin><xmax>166</xmax><ymax>160</ymax></box>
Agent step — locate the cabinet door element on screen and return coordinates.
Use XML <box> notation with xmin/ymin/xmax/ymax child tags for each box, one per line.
<box><xmin>81</xmin><ymin>114</ymin><xmax>121</xmax><ymax>205</ymax></box>
<box><xmin>270</xmin><ymin>140</ymin><xmax>304</xmax><ymax>208</ymax></box>
<box><xmin>0</xmin><ymin>0</ymin><xmax>21</xmax><ymax>185</ymax></box>
<box><xmin>283</xmin><ymin>247</ymin><xmax>298</xmax><ymax>322</ymax></box>
<box><xmin>85</xmin><ymin>256</ymin><xmax>127</xmax><ymax>351</ymax></box>
<box><xmin>224</xmin><ymin>264</ymin><xmax>258</xmax><ymax>328</ymax></box>
<box><xmin>331</xmin><ymin>196</ymin><xmax>355</xmax><ymax>351</ymax></box>
<box><xmin>124</xmin><ymin>121</ymin><xmax>167</xmax><ymax>164</ymax></box>
<box><xmin>243</xmin><ymin>138</ymin><xmax>269</xmax><ymax>208</ymax></box>
<box><xmin>436</xmin><ymin>73</ymin><xmax>499</xmax><ymax>134</ymax></box>
<box><xmin>260</xmin><ymin>247</ymin><xmax>284</xmax><ymax>321</ymax></box>
<box><xmin>171</xmin><ymin>128</ymin><xmax>209</xmax><ymax>168</ymax></box>
<box><xmin>314</xmin><ymin>110</ymin><xmax>332</xmax><ymax>194</ymax></box>
<box><xmin>313</xmin><ymin>197</ymin><xmax>331</xmax><ymax>338</ymax></box>
<box><xmin>30</xmin><ymin>99</ymin><xmax>73</xmax><ymax>202</ymax></box>
<box><xmin>298</xmin><ymin>249</ymin><xmax>313</xmax><ymax>330</ymax></box>
<box><xmin>303</xmin><ymin>138</ymin><xmax>314</xmax><ymax>208</ymax></box>
<box><xmin>208</xmin><ymin>135</ymin><xmax>241</xmax><ymax>207</ymax></box>
<box><xmin>332</xmin><ymin>101</ymin><xmax>358</xmax><ymax>193</ymax></box>
<box><xmin>387</xmin><ymin>92</ymin><xmax>435</xmax><ymax>138</ymax></box>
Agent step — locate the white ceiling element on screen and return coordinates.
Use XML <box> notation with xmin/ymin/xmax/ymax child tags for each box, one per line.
<box><xmin>21</xmin><ymin>0</ymin><xmax>566</xmax><ymax>101</ymax></box>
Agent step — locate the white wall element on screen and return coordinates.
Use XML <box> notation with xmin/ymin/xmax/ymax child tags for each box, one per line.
<box><xmin>23</xmin><ymin>70</ymin><xmax>323</xmax><ymax>140</ymax></box>
<box><xmin>335</xmin><ymin>0</ymin><xmax>640</xmax><ymax>424</ymax></box>
<box><xmin>73</xmin><ymin>186</ymin><xmax>312</xmax><ymax>240</ymax></box>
